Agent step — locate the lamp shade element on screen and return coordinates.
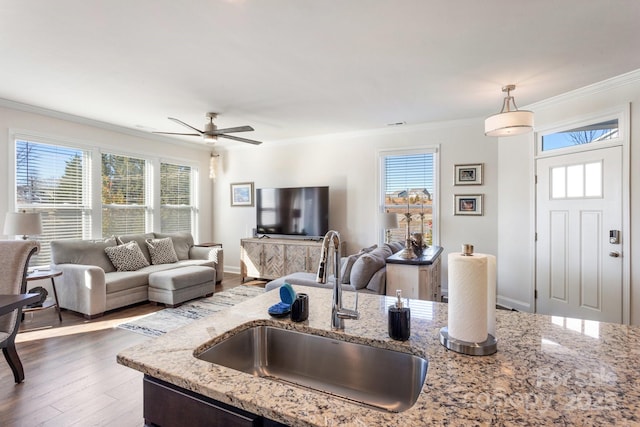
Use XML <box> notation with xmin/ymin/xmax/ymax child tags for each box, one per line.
<box><xmin>3</xmin><ymin>211</ymin><xmax>43</xmax><ymax>239</ymax></box>
<box><xmin>484</xmin><ymin>84</ymin><xmax>534</xmax><ymax>137</ymax></box>
<box><xmin>484</xmin><ymin>110</ymin><xmax>534</xmax><ymax>136</ymax></box>
<box><xmin>383</xmin><ymin>212</ymin><xmax>399</xmax><ymax>229</ymax></box>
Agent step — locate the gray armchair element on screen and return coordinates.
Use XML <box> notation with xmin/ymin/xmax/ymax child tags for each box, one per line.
<box><xmin>0</xmin><ymin>240</ymin><xmax>39</xmax><ymax>383</ymax></box>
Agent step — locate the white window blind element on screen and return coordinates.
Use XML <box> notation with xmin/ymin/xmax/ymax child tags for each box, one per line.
<box><xmin>101</xmin><ymin>153</ymin><xmax>148</xmax><ymax>236</ymax></box>
<box><xmin>160</xmin><ymin>162</ymin><xmax>194</xmax><ymax>233</ymax></box>
<box><xmin>381</xmin><ymin>152</ymin><xmax>436</xmax><ymax>245</ymax></box>
<box><xmin>15</xmin><ymin>140</ymin><xmax>91</xmax><ymax>266</ymax></box>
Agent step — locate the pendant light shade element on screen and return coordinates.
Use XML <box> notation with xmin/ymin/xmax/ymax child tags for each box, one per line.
<box><xmin>484</xmin><ymin>85</ymin><xmax>534</xmax><ymax>136</ymax></box>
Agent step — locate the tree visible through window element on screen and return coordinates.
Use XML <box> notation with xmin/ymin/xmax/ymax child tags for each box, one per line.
<box><xmin>160</xmin><ymin>162</ymin><xmax>194</xmax><ymax>233</ymax></box>
<box><xmin>381</xmin><ymin>151</ymin><xmax>436</xmax><ymax>245</ymax></box>
<box><xmin>15</xmin><ymin>140</ymin><xmax>91</xmax><ymax>266</ymax></box>
<box><xmin>102</xmin><ymin>153</ymin><xmax>147</xmax><ymax>236</ymax></box>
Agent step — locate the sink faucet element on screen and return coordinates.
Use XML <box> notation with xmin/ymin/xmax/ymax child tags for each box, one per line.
<box><xmin>316</xmin><ymin>230</ymin><xmax>359</xmax><ymax>330</ymax></box>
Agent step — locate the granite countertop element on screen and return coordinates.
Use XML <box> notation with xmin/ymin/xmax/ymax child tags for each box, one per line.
<box><xmin>117</xmin><ymin>286</ymin><xmax>640</xmax><ymax>426</ymax></box>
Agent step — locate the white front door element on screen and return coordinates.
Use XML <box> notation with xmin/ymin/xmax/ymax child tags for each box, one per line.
<box><xmin>536</xmin><ymin>146</ymin><xmax>623</xmax><ymax>323</ymax></box>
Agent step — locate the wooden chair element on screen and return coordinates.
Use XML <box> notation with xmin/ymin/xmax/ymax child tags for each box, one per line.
<box><xmin>0</xmin><ymin>240</ymin><xmax>39</xmax><ymax>383</ymax></box>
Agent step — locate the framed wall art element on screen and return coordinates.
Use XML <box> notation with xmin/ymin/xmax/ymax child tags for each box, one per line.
<box><xmin>230</xmin><ymin>182</ymin><xmax>254</xmax><ymax>207</ymax></box>
<box><xmin>454</xmin><ymin>194</ymin><xmax>483</xmax><ymax>216</ymax></box>
<box><xmin>454</xmin><ymin>163</ymin><xmax>483</xmax><ymax>185</ymax></box>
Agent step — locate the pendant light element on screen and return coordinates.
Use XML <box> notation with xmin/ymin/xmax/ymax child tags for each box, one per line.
<box><xmin>484</xmin><ymin>84</ymin><xmax>534</xmax><ymax>136</ymax></box>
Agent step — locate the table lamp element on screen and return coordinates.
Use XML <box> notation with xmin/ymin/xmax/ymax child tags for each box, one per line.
<box><xmin>3</xmin><ymin>210</ymin><xmax>43</xmax><ymax>240</ymax></box>
<box><xmin>382</xmin><ymin>212</ymin><xmax>399</xmax><ymax>244</ymax></box>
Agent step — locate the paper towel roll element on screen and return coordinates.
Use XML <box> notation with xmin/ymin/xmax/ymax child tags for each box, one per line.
<box><xmin>448</xmin><ymin>253</ymin><xmax>489</xmax><ymax>343</ymax></box>
<box><xmin>487</xmin><ymin>254</ymin><xmax>496</xmax><ymax>337</ymax></box>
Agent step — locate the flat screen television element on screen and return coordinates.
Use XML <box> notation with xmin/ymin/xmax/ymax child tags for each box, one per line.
<box><xmin>256</xmin><ymin>186</ymin><xmax>329</xmax><ymax>238</ymax></box>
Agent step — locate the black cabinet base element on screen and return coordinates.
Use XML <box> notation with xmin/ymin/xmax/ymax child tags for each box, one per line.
<box><xmin>143</xmin><ymin>375</ymin><xmax>288</xmax><ymax>427</ymax></box>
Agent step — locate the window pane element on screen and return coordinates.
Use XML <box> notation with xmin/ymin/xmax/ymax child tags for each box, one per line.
<box><xmin>160</xmin><ymin>162</ymin><xmax>193</xmax><ymax>233</ymax></box>
<box><xmin>15</xmin><ymin>140</ymin><xmax>91</xmax><ymax>266</ymax></box>
<box><xmin>566</xmin><ymin>164</ymin><xmax>584</xmax><ymax>198</ymax></box>
<box><xmin>382</xmin><ymin>152</ymin><xmax>435</xmax><ymax>245</ymax></box>
<box><xmin>585</xmin><ymin>162</ymin><xmax>602</xmax><ymax>197</ymax></box>
<box><xmin>551</xmin><ymin>166</ymin><xmax>566</xmax><ymax>199</ymax></box>
<box><xmin>541</xmin><ymin>119</ymin><xmax>618</xmax><ymax>152</ymax></box>
<box><xmin>102</xmin><ymin>153</ymin><xmax>147</xmax><ymax>236</ymax></box>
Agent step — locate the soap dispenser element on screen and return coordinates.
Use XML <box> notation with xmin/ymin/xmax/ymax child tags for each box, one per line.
<box><xmin>388</xmin><ymin>289</ymin><xmax>410</xmax><ymax>341</ymax></box>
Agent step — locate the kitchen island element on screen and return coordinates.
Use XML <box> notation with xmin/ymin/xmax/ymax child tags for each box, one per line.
<box><xmin>117</xmin><ymin>286</ymin><xmax>640</xmax><ymax>426</ymax></box>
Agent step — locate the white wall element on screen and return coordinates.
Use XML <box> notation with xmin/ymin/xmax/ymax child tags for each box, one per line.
<box><xmin>0</xmin><ymin>103</ymin><xmax>214</xmax><ymax>242</ymax></box>
<box><xmin>497</xmin><ymin>71</ymin><xmax>640</xmax><ymax>324</ymax></box>
<box><xmin>214</xmin><ymin>119</ymin><xmax>499</xmax><ymax>293</ymax></box>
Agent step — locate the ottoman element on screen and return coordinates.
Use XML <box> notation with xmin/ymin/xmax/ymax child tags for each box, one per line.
<box><xmin>148</xmin><ymin>266</ymin><xmax>216</xmax><ymax>307</ymax></box>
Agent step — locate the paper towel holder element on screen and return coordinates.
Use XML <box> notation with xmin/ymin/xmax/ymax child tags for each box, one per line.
<box><xmin>439</xmin><ymin>327</ymin><xmax>497</xmax><ymax>356</ymax></box>
<box><xmin>461</xmin><ymin>244</ymin><xmax>474</xmax><ymax>256</ymax></box>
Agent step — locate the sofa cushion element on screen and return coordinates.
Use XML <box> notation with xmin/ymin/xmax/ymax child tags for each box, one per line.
<box><xmin>154</xmin><ymin>232</ymin><xmax>194</xmax><ymax>260</ymax></box>
<box><xmin>50</xmin><ymin>239</ymin><xmax>117</xmax><ymax>273</ymax></box>
<box><xmin>146</xmin><ymin>237</ymin><xmax>178</xmax><ymax>265</ymax></box>
<box><xmin>340</xmin><ymin>244</ymin><xmax>377</xmax><ymax>284</ymax></box>
<box><xmin>350</xmin><ymin>246</ymin><xmax>392</xmax><ymax>289</ymax></box>
<box><xmin>105</xmin><ymin>241</ymin><xmax>150</xmax><ymax>271</ymax></box>
<box><xmin>117</xmin><ymin>233</ymin><xmax>154</xmax><ymax>264</ymax></box>
<box><xmin>388</xmin><ymin>241</ymin><xmax>405</xmax><ymax>253</ymax></box>
<box><xmin>104</xmin><ymin>270</ymin><xmax>151</xmax><ymax>294</ymax></box>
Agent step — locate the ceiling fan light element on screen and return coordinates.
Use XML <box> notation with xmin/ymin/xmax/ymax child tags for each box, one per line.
<box><xmin>203</xmin><ymin>134</ymin><xmax>217</xmax><ymax>141</ymax></box>
<box><xmin>484</xmin><ymin>84</ymin><xmax>534</xmax><ymax>137</ymax></box>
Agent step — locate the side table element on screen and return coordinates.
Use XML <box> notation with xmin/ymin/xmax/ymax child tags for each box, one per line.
<box><xmin>24</xmin><ymin>269</ymin><xmax>63</xmax><ymax>322</ymax></box>
<box><xmin>194</xmin><ymin>242</ymin><xmax>223</xmax><ymax>248</ymax></box>
<box><xmin>385</xmin><ymin>246</ymin><xmax>443</xmax><ymax>301</ymax></box>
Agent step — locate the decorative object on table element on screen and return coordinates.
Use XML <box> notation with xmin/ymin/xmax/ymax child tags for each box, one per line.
<box><xmin>388</xmin><ymin>289</ymin><xmax>410</xmax><ymax>341</ymax></box>
<box><xmin>454</xmin><ymin>194</ymin><xmax>483</xmax><ymax>216</ymax></box>
<box><xmin>3</xmin><ymin>210</ymin><xmax>43</xmax><ymax>240</ymax></box>
<box><xmin>484</xmin><ymin>84</ymin><xmax>534</xmax><ymax>137</ymax></box>
<box><xmin>230</xmin><ymin>182</ymin><xmax>254</xmax><ymax>207</ymax></box>
<box><xmin>268</xmin><ymin>282</ymin><xmax>296</xmax><ymax>318</ymax></box>
<box><xmin>291</xmin><ymin>293</ymin><xmax>309</xmax><ymax>322</ymax></box>
<box><xmin>382</xmin><ymin>212</ymin><xmax>399</xmax><ymax>244</ymax></box>
<box><xmin>396</xmin><ymin>189</ymin><xmax>431</xmax><ymax>259</ymax></box>
<box><xmin>25</xmin><ymin>286</ymin><xmax>48</xmax><ymax>308</ymax></box>
<box><xmin>440</xmin><ymin>244</ymin><xmax>497</xmax><ymax>356</ymax></box>
<box><xmin>454</xmin><ymin>163</ymin><xmax>483</xmax><ymax>186</ymax></box>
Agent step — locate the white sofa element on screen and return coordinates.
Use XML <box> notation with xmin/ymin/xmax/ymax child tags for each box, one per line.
<box><xmin>50</xmin><ymin>232</ymin><xmax>223</xmax><ymax>318</ymax></box>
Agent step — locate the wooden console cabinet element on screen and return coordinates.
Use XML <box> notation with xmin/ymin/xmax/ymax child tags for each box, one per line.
<box><xmin>385</xmin><ymin>246</ymin><xmax>443</xmax><ymax>301</ymax></box>
<box><xmin>240</xmin><ymin>238</ymin><xmax>344</xmax><ymax>281</ymax></box>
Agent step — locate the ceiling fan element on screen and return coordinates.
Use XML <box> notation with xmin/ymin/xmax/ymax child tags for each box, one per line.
<box><xmin>154</xmin><ymin>112</ymin><xmax>262</xmax><ymax>145</ymax></box>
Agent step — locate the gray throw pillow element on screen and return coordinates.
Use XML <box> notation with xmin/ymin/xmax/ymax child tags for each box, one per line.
<box><xmin>154</xmin><ymin>232</ymin><xmax>194</xmax><ymax>260</ymax></box>
<box><xmin>105</xmin><ymin>241</ymin><xmax>150</xmax><ymax>271</ymax></box>
<box><xmin>339</xmin><ymin>244</ymin><xmax>378</xmax><ymax>284</ymax></box>
<box><xmin>350</xmin><ymin>246</ymin><xmax>390</xmax><ymax>289</ymax></box>
<box><xmin>146</xmin><ymin>237</ymin><xmax>179</xmax><ymax>265</ymax></box>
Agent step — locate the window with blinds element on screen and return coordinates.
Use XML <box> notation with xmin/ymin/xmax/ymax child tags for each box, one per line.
<box><xmin>15</xmin><ymin>140</ymin><xmax>91</xmax><ymax>266</ymax></box>
<box><xmin>160</xmin><ymin>162</ymin><xmax>194</xmax><ymax>233</ymax></box>
<box><xmin>381</xmin><ymin>151</ymin><xmax>437</xmax><ymax>245</ymax></box>
<box><xmin>102</xmin><ymin>153</ymin><xmax>148</xmax><ymax>236</ymax></box>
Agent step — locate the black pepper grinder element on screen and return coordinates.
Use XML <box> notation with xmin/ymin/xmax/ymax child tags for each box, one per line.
<box><xmin>388</xmin><ymin>289</ymin><xmax>410</xmax><ymax>341</ymax></box>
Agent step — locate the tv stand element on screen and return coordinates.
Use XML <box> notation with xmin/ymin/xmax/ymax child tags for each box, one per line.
<box><xmin>240</xmin><ymin>238</ymin><xmax>344</xmax><ymax>281</ymax></box>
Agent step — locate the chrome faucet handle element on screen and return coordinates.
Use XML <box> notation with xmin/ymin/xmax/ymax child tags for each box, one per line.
<box><xmin>337</xmin><ymin>291</ymin><xmax>359</xmax><ymax>320</ymax></box>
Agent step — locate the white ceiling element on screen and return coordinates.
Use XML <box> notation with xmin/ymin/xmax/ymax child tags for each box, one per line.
<box><xmin>2</xmin><ymin>1</ymin><xmax>639</xmax><ymax>146</ymax></box>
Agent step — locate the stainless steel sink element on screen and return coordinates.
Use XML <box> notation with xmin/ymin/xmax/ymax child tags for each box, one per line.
<box><xmin>195</xmin><ymin>325</ymin><xmax>428</xmax><ymax>412</ymax></box>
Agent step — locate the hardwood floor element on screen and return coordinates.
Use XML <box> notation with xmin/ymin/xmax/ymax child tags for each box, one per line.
<box><xmin>1</xmin><ymin>273</ymin><xmax>250</xmax><ymax>427</ymax></box>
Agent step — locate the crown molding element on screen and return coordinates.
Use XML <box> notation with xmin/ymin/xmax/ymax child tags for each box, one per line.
<box><xmin>526</xmin><ymin>68</ymin><xmax>640</xmax><ymax>111</ymax></box>
<box><xmin>0</xmin><ymin>97</ymin><xmax>211</xmax><ymax>152</ymax></box>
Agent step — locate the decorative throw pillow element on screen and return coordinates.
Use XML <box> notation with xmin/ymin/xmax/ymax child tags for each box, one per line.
<box><xmin>349</xmin><ymin>246</ymin><xmax>392</xmax><ymax>289</ymax></box>
<box><xmin>340</xmin><ymin>244</ymin><xmax>378</xmax><ymax>284</ymax></box>
<box><xmin>145</xmin><ymin>237</ymin><xmax>179</xmax><ymax>265</ymax></box>
<box><xmin>104</xmin><ymin>241</ymin><xmax>150</xmax><ymax>271</ymax></box>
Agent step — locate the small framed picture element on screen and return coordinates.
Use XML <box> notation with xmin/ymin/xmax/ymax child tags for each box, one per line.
<box><xmin>230</xmin><ymin>182</ymin><xmax>254</xmax><ymax>207</ymax></box>
<box><xmin>454</xmin><ymin>194</ymin><xmax>483</xmax><ymax>216</ymax></box>
<box><xmin>454</xmin><ymin>163</ymin><xmax>483</xmax><ymax>185</ymax></box>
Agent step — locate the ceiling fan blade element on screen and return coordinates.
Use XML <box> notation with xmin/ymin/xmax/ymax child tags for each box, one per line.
<box><xmin>153</xmin><ymin>131</ymin><xmax>201</xmax><ymax>136</ymax></box>
<box><xmin>219</xmin><ymin>134</ymin><xmax>263</xmax><ymax>145</ymax></box>
<box><xmin>212</xmin><ymin>125</ymin><xmax>254</xmax><ymax>135</ymax></box>
<box><xmin>168</xmin><ymin>117</ymin><xmax>204</xmax><ymax>135</ymax></box>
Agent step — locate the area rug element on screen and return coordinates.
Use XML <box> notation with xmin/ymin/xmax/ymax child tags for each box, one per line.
<box><xmin>117</xmin><ymin>285</ymin><xmax>265</xmax><ymax>337</ymax></box>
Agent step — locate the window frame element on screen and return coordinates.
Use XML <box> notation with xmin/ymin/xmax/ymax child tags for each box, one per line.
<box><xmin>377</xmin><ymin>146</ymin><xmax>439</xmax><ymax>246</ymax></box>
<box><xmin>8</xmin><ymin>131</ymin><xmax>200</xmax><ymax>267</ymax></box>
